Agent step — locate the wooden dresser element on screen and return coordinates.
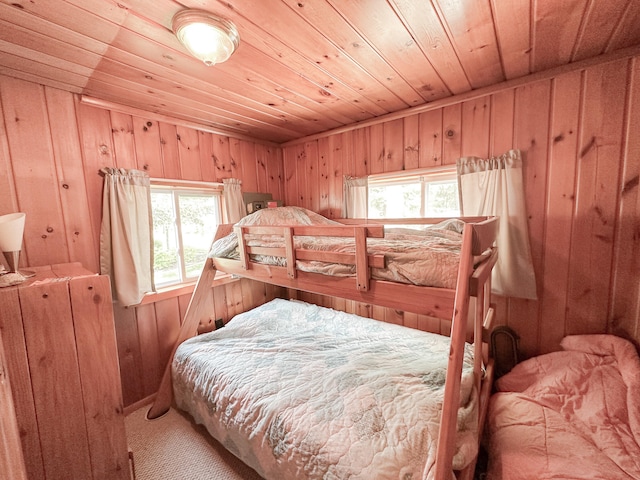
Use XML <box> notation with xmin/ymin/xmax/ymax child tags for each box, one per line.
<box><xmin>0</xmin><ymin>263</ymin><xmax>130</xmax><ymax>480</ymax></box>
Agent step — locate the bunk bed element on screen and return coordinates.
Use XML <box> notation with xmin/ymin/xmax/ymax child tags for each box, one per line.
<box><xmin>148</xmin><ymin>206</ymin><xmax>499</xmax><ymax>480</ymax></box>
<box><xmin>485</xmin><ymin>334</ymin><xmax>640</xmax><ymax>480</ymax></box>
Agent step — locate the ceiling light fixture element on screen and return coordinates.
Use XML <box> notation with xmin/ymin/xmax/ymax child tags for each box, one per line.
<box><xmin>172</xmin><ymin>9</ymin><xmax>240</xmax><ymax>66</ymax></box>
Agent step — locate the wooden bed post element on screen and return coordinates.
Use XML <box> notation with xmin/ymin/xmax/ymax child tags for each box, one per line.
<box><xmin>433</xmin><ymin>223</ymin><xmax>474</xmax><ymax>480</ymax></box>
<box><xmin>147</xmin><ymin>257</ymin><xmax>219</xmax><ymax>419</ymax></box>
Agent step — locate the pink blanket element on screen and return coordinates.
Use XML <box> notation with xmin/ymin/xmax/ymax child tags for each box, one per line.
<box><xmin>486</xmin><ymin>334</ymin><xmax>640</xmax><ymax>480</ymax></box>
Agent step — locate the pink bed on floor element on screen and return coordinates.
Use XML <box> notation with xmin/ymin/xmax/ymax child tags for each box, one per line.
<box><xmin>485</xmin><ymin>334</ymin><xmax>640</xmax><ymax>480</ymax></box>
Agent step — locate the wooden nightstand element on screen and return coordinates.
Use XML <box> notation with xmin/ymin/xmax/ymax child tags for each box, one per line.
<box><xmin>0</xmin><ymin>263</ymin><xmax>130</xmax><ymax>480</ymax></box>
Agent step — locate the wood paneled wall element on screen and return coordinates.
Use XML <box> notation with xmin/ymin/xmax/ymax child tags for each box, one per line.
<box><xmin>0</xmin><ymin>74</ymin><xmax>284</xmax><ymax>406</ymax></box>
<box><xmin>282</xmin><ymin>56</ymin><xmax>640</xmax><ymax>358</ymax></box>
<box><xmin>2</xmin><ymin>53</ymin><xmax>639</xmax><ymax>404</ymax></box>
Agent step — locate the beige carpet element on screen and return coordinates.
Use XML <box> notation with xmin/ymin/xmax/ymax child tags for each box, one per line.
<box><xmin>125</xmin><ymin>406</ymin><xmax>263</xmax><ymax>480</ymax></box>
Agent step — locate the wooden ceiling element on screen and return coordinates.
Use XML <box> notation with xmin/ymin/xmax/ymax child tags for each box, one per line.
<box><xmin>1</xmin><ymin>0</ymin><xmax>639</xmax><ymax>144</ymax></box>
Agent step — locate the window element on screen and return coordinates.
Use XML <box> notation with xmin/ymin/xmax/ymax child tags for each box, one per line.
<box><xmin>150</xmin><ymin>181</ymin><xmax>223</xmax><ymax>287</ymax></box>
<box><xmin>368</xmin><ymin>168</ymin><xmax>460</xmax><ymax>218</ymax></box>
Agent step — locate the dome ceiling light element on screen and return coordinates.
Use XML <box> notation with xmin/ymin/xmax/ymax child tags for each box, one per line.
<box><xmin>172</xmin><ymin>9</ymin><xmax>240</xmax><ymax>66</ymax></box>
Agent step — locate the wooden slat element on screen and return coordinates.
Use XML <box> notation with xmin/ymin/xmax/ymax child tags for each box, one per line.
<box><xmin>158</xmin><ymin>121</ymin><xmax>181</xmax><ymax>178</ymax></box>
<box><xmin>539</xmin><ymin>70</ymin><xmax>581</xmax><ymax>353</ymax></box>
<box><xmin>135</xmin><ymin>303</ymin><xmax>161</xmax><ymax>398</ymax></box>
<box><xmin>369</xmin><ymin>123</ymin><xmax>386</xmax><ymax>175</ymax></box>
<box><xmin>77</xmin><ymin>101</ymin><xmax>117</xmax><ymax>260</ymax></box>
<box><xmin>433</xmin><ymin>222</ymin><xmax>473</xmax><ymax>480</ymax></box>
<box><xmin>607</xmin><ymin>2</ymin><xmax>640</xmax><ymax>51</ymax></box>
<box><xmin>383</xmin><ymin>118</ymin><xmax>404</xmax><ymax>172</ymax></box>
<box><xmin>198</xmin><ymin>131</ymin><xmax>217</xmax><ymax>183</ymax></box>
<box><xmin>566</xmin><ymin>60</ymin><xmax>627</xmax><ymax>335</ymax></box>
<box><xmin>354</xmin><ymin>226</ymin><xmax>369</xmax><ymax>291</ymax></box>
<box><xmin>19</xmin><ymin>281</ymin><xmax>93</xmax><ymax>479</ymax></box>
<box><xmin>532</xmin><ymin>0</ymin><xmax>587</xmax><ymax>72</ymax></box>
<box><xmin>235</xmin><ymin>226</ymin><xmax>250</xmax><ymax>270</ymax></box>
<box><xmin>239</xmin><ymin>140</ymin><xmax>259</xmax><ymax>193</ymax></box>
<box><xmin>211</xmin><ymin>134</ymin><xmax>232</xmax><ymax>182</ymax></box>
<box><xmin>389</xmin><ymin>0</ymin><xmax>471</xmax><ymax>94</ymax></box>
<box><xmin>176</xmin><ymin>124</ymin><xmax>202</xmax><ymax>181</ymax></box>
<box><xmin>461</xmin><ymin>96</ymin><xmax>490</xmax><ymax>158</ymax></box>
<box><xmin>112</xmin><ymin>304</ymin><xmax>145</xmax><ymax>406</ymax></box>
<box><xmin>0</xmin><ymin>328</ymin><xmax>28</xmax><ymax>480</ymax></box>
<box><xmin>610</xmin><ymin>57</ymin><xmax>640</xmax><ymax>340</ymax></box>
<box><xmin>418</xmin><ymin>109</ymin><xmax>444</xmax><ymax>167</ymax></box>
<box><xmin>154</xmin><ymin>297</ymin><xmax>182</xmax><ymax>384</ymax></box>
<box><xmin>0</xmin><ymin>287</ymin><xmax>44</xmax><ymax>480</ymax></box>
<box><xmin>69</xmin><ymin>275</ymin><xmax>129</xmax><ymax>480</ymax></box>
<box><xmin>0</xmin><ymin>77</ymin><xmax>69</xmax><ymax>266</ymax></box>
<box><xmin>491</xmin><ymin>0</ymin><xmax>531</xmax><ymax>79</ymax></box>
<box><xmin>212</xmin><ymin>256</ymin><xmax>456</xmax><ymax>318</ymax></box>
<box><xmin>132</xmin><ymin>116</ymin><xmax>163</xmax><ymax>176</ymax></box>
<box><xmin>571</xmin><ymin>0</ymin><xmax>628</xmax><ymax>62</ymax></box>
<box><xmin>317</xmin><ymin>137</ymin><xmax>331</xmax><ymax>216</ymax></box>
<box><xmin>328</xmin><ymin>134</ymin><xmax>345</xmax><ymax>219</ymax></box>
<box><xmin>238</xmin><ymin>224</ymin><xmax>385</xmax><ymax>237</ymax></box>
<box><xmin>433</xmin><ymin>0</ymin><xmax>504</xmax><ymax>89</ymax></box>
<box><xmin>442</xmin><ymin>103</ymin><xmax>462</xmax><ymax>165</ymax></box>
<box><xmin>510</xmin><ymin>79</ymin><xmax>552</xmax><ymax>358</ymax></box>
<box><xmin>45</xmin><ymin>87</ymin><xmax>98</xmax><ymax>272</ymax></box>
<box><xmin>110</xmin><ymin>111</ymin><xmax>137</xmax><ymax>169</ymax></box>
<box><xmin>246</xmin><ymin>246</ymin><xmax>386</xmax><ymax>269</ymax></box>
<box><xmin>280</xmin><ymin>0</ymin><xmax>424</xmax><ymax>106</ymax></box>
<box><xmin>254</xmin><ymin>143</ymin><xmax>269</xmax><ymax>194</ymax></box>
<box><xmin>403</xmin><ymin>114</ymin><xmax>420</xmax><ymax>170</ymax></box>
<box><xmin>305</xmin><ymin>140</ymin><xmax>320</xmax><ymax>213</ymax></box>
<box><xmin>489</xmin><ymin>88</ymin><xmax>515</xmax><ymax>153</ymax></box>
<box><xmin>284</xmin><ymin>226</ymin><xmax>296</xmax><ymax>279</ymax></box>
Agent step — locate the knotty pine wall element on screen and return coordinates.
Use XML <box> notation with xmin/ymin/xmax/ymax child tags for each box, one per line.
<box><xmin>2</xmin><ymin>53</ymin><xmax>640</xmax><ymax>405</ymax></box>
<box><xmin>0</xmin><ymin>74</ymin><xmax>284</xmax><ymax>407</ymax></box>
<box><xmin>282</xmin><ymin>56</ymin><xmax>640</xmax><ymax>359</ymax></box>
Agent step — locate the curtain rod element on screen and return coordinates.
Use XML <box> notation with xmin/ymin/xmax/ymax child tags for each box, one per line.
<box><xmin>150</xmin><ymin>178</ymin><xmax>223</xmax><ymax>189</ymax></box>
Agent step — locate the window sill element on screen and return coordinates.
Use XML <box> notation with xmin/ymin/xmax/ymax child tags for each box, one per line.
<box><xmin>138</xmin><ymin>272</ymin><xmax>238</xmax><ymax>305</ymax></box>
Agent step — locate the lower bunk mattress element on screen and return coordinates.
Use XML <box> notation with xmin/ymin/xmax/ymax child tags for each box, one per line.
<box><xmin>172</xmin><ymin>298</ymin><xmax>479</xmax><ymax>479</ymax></box>
<box><xmin>485</xmin><ymin>334</ymin><xmax>640</xmax><ymax>480</ymax></box>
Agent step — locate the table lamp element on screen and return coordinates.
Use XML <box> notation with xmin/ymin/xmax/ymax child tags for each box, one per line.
<box><xmin>0</xmin><ymin>212</ymin><xmax>27</xmax><ymax>274</ymax></box>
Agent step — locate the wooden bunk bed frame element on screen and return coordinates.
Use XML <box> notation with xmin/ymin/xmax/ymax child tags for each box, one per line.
<box><xmin>148</xmin><ymin>215</ymin><xmax>499</xmax><ymax>480</ymax></box>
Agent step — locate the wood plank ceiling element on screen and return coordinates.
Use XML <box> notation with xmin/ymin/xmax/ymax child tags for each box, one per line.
<box><xmin>0</xmin><ymin>0</ymin><xmax>639</xmax><ymax>143</ymax></box>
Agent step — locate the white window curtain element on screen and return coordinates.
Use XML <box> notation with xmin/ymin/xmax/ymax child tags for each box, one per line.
<box><xmin>343</xmin><ymin>175</ymin><xmax>368</xmax><ymax>218</ymax></box>
<box><xmin>457</xmin><ymin>149</ymin><xmax>537</xmax><ymax>299</ymax></box>
<box><xmin>99</xmin><ymin>168</ymin><xmax>154</xmax><ymax>306</ymax></box>
<box><xmin>223</xmin><ymin>178</ymin><xmax>245</xmax><ymax>223</ymax></box>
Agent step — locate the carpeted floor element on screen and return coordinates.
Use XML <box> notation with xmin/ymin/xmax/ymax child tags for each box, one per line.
<box><xmin>125</xmin><ymin>406</ymin><xmax>263</xmax><ymax>480</ymax></box>
<box><xmin>126</xmin><ymin>405</ymin><xmax>488</xmax><ymax>480</ymax></box>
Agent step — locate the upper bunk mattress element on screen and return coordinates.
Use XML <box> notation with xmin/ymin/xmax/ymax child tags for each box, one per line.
<box><xmin>172</xmin><ymin>298</ymin><xmax>479</xmax><ymax>480</ymax></box>
<box><xmin>208</xmin><ymin>206</ymin><xmax>472</xmax><ymax>289</ymax></box>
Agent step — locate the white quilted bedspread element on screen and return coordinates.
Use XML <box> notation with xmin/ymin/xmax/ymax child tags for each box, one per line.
<box><xmin>173</xmin><ymin>299</ymin><xmax>479</xmax><ymax>480</ymax></box>
<box><xmin>209</xmin><ymin>206</ymin><xmax>467</xmax><ymax>289</ymax></box>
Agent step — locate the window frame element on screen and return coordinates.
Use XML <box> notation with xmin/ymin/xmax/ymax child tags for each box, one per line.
<box><xmin>150</xmin><ymin>178</ymin><xmax>224</xmax><ymax>289</ymax></box>
<box><xmin>367</xmin><ymin>166</ymin><xmax>460</xmax><ymax>219</ymax></box>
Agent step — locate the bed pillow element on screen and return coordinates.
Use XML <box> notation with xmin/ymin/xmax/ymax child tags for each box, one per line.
<box><xmin>237</xmin><ymin>206</ymin><xmax>341</xmax><ymax>226</ymax></box>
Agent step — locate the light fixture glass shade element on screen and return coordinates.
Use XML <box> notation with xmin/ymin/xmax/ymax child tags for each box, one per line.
<box><xmin>0</xmin><ymin>212</ymin><xmax>25</xmax><ymax>252</ymax></box>
<box><xmin>172</xmin><ymin>10</ymin><xmax>240</xmax><ymax>66</ymax></box>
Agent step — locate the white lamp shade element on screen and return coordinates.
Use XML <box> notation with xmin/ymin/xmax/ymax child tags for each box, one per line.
<box><xmin>0</xmin><ymin>212</ymin><xmax>26</xmax><ymax>251</ymax></box>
